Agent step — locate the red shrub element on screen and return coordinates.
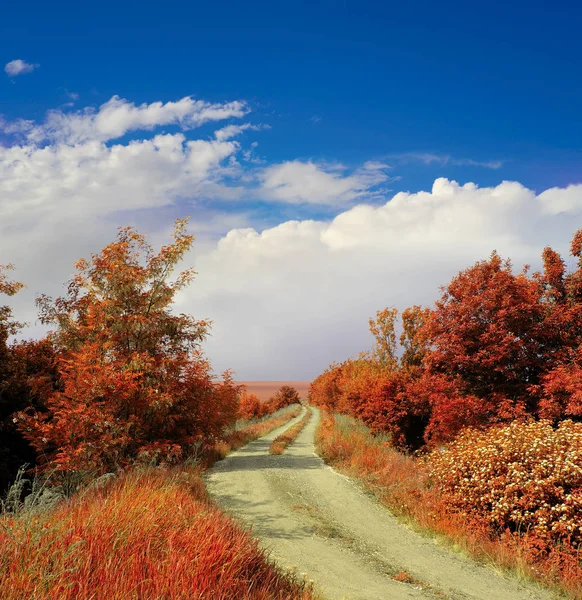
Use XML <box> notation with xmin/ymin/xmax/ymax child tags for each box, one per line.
<box><xmin>239</xmin><ymin>392</ymin><xmax>269</xmax><ymax>420</ymax></box>
<box><xmin>266</xmin><ymin>385</ymin><xmax>301</xmax><ymax>412</ymax></box>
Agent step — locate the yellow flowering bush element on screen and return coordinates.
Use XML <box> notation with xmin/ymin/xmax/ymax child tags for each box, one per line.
<box><xmin>427</xmin><ymin>420</ymin><xmax>582</xmax><ymax>550</ymax></box>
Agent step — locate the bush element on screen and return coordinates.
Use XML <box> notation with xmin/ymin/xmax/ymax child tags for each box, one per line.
<box><xmin>428</xmin><ymin>419</ymin><xmax>582</xmax><ymax>552</ymax></box>
<box><xmin>267</xmin><ymin>385</ymin><xmax>301</xmax><ymax>412</ymax></box>
<box><xmin>238</xmin><ymin>392</ymin><xmax>269</xmax><ymax>420</ymax></box>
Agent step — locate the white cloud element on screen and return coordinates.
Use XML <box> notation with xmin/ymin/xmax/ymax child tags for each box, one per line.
<box><xmin>0</xmin><ymin>95</ymin><xmax>255</xmax><ymax>339</ymax></box>
<box><xmin>259</xmin><ymin>160</ymin><xmax>390</xmax><ymax>204</ymax></box>
<box><xmin>174</xmin><ymin>178</ymin><xmax>582</xmax><ymax>379</ymax></box>
<box><xmin>4</xmin><ymin>59</ymin><xmax>38</xmax><ymax>76</ymax></box>
<box><xmin>2</xmin><ymin>95</ymin><xmax>581</xmax><ymax>381</ymax></box>
<box><xmin>391</xmin><ymin>152</ymin><xmax>503</xmax><ymax>169</ymax></box>
<box><xmin>0</xmin><ymin>133</ymin><xmax>240</xmax><ymax>223</ymax></box>
<box><xmin>3</xmin><ymin>95</ymin><xmax>249</xmax><ymax>145</ymax></box>
<box><xmin>538</xmin><ymin>183</ymin><xmax>582</xmax><ymax>215</ymax></box>
<box><xmin>214</xmin><ymin>122</ymin><xmax>268</xmax><ymax>142</ymax></box>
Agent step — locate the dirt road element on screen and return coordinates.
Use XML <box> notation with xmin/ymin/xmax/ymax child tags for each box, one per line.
<box><xmin>206</xmin><ymin>407</ymin><xmax>559</xmax><ymax>600</ymax></box>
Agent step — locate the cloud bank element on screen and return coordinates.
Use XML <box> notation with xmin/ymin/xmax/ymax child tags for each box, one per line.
<box><xmin>181</xmin><ymin>179</ymin><xmax>582</xmax><ymax>379</ymax></box>
<box><xmin>1</xmin><ymin>94</ymin><xmax>581</xmax><ymax>379</ymax></box>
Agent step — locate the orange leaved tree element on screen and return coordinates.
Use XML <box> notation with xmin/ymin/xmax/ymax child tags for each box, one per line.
<box><xmin>16</xmin><ymin>219</ymin><xmax>240</xmax><ymax>476</ymax></box>
<box><xmin>267</xmin><ymin>385</ymin><xmax>301</xmax><ymax>412</ymax></box>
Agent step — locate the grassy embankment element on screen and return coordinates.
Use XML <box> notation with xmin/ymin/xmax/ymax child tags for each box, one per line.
<box><xmin>0</xmin><ymin>405</ymin><xmax>315</xmax><ymax>600</ymax></box>
<box><xmin>270</xmin><ymin>406</ymin><xmax>313</xmax><ymax>455</ymax></box>
<box><xmin>316</xmin><ymin>411</ymin><xmax>582</xmax><ymax>600</ymax></box>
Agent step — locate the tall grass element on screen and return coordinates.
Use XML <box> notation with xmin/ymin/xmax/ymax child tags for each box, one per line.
<box><xmin>0</xmin><ymin>466</ymin><xmax>316</xmax><ymax>600</ymax></box>
<box><xmin>0</xmin><ymin>404</ymin><xmax>313</xmax><ymax>600</ymax></box>
<box><xmin>270</xmin><ymin>407</ymin><xmax>313</xmax><ymax>455</ymax></box>
<box><xmin>316</xmin><ymin>411</ymin><xmax>581</xmax><ymax>599</ymax></box>
<box><xmin>203</xmin><ymin>404</ymin><xmax>302</xmax><ymax>466</ymax></box>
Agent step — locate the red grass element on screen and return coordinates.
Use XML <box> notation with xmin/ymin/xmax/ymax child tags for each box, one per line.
<box><xmin>0</xmin><ymin>466</ymin><xmax>316</xmax><ymax>600</ymax></box>
<box><xmin>315</xmin><ymin>411</ymin><xmax>582</xmax><ymax>599</ymax></box>
<box><xmin>270</xmin><ymin>407</ymin><xmax>313</xmax><ymax>455</ymax></box>
<box><xmin>203</xmin><ymin>405</ymin><xmax>302</xmax><ymax>466</ymax></box>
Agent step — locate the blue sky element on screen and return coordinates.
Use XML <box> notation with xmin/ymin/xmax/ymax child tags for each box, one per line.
<box><xmin>3</xmin><ymin>0</ymin><xmax>581</xmax><ymax>193</ymax></box>
<box><xmin>1</xmin><ymin>0</ymin><xmax>582</xmax><ymax>378</ymax></box>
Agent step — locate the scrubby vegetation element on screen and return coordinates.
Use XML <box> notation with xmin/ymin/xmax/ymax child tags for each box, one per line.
<box><xmin>270</xmin><ymin>406</ymin><xmax>312</xmax><ymax>454</ymax></box>
<box><xmin>238</xmin><ymin>384</ymin><xmax>301</xmax><ymax>421</ymax></box>
<box><xmin>316</xmin><ymin>412</ymin><xmax>582</xmax><ymax>598</ymax></box>
<box><xmin>0</xmin><ymin>467</ymin><xmax>315</xmax><ymax>600</ymax></box>
<box><xmin>0</xmin><ymin>220</ymin><xmax>311</xmax><ymax>599</ymax></box>
<box><xmin>311</xmin><ymin>229</ymin><xmax>582</xmax><ymax>596</ymax></box>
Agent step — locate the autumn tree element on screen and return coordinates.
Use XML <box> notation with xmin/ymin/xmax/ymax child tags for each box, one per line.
<box><xmin>308</xmin><ymin>363</ymin><xmax>345</xmax><ymax>412</ymax></box>
<box><xmin>238</xmin><ymin>391</ymin><xmax>267</xmax><ymax>420</ymax></box>
<box><xmin>17</xmin><ymin>219</ymin><xmax>241</xmax><ymax>476</ymax></box>
<box><xmin>268</xmin><ymin>385</ymin><xmax>301</xmax><ymax>412</ymax></box>
<box><xmin>369</xmin><ymin>306</ymin><xmax>399</xmax><ymax>369</ymax></box>
<box><xmin>425</xmin><ymin>251</ymin><xmax>547</xmax><ymax>425</ymax></box>
<box><xmin>399</xmin><ymin>305</ymin><xmax>431</xmax><ymax>370</ymax></box>
<box><xmin>535</xmin><ymin>232</ymin><xmax>582</xmax><ymax>421</ymax></box>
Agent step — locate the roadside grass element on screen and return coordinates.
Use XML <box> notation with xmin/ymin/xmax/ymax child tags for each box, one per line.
<box><xmin>270</xmin><ymin>406</ymin><xmax>313</xmax><ymax>455</ymax></box>
<box><xmin>0</xmin><ymin>404</ymin><xmax>313</xmax><ymax>600</ymax></box>
<box><xmin>315</xmin><ymin>411</ymin><xmax>580</xmax><ymax>600</ymax></box>
<box><xmin>203</xmin><ymin>404</ymin><xmax>302</xmax><ymax>466</ymax></box>
<box><xmin>0</xmin><ymin>466</ymin><xmax>316</xmax><ymax>600</ymax></box>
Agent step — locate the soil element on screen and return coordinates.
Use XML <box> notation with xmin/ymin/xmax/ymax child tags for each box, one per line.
<box><xmin>206</xmin><ymin>407</ymin><xmax>560</xmax><ymax>600</ymax></box>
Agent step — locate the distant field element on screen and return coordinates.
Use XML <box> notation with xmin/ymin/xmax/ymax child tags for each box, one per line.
<box><xmin>238</xmin><ymin>381</ymin><xmax>311</xmax><ymax>402</ymax></box>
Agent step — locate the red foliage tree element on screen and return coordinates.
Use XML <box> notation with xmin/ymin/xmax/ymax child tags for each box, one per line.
<box><xmin>369</xmin><ymin>307</ymin><xmax>399</xmax><ymax>369</ymax></box>
<box><xmin>425</xmin><ymin>252</ymin><xmax>546</xmax><ymax>426</ymax></box>
<box><xmin>399</xmin><ymin>305</ymin><xmax>431</xmax><ymax>370</ymax></box>
<box><xmin>267</xmin><ymin>385</ymin><xmax>301</xmax><ymax>412</ymax></box>
<box><xmin>238</xmin><ymin>392</ymin><xmax>268</xmax><ymax>420</ymax></box>
<box><xmin>16</xmin><ymin>220</ymin><xmax>241</xmax><ymax>476</ymax></box>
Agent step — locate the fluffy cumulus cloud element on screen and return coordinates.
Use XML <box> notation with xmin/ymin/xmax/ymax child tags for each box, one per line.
<box><xmin>0</xmin><ymin>94</ymin><xmax>389</xmax><ymax>346</ymax></box>
<box><xmin>177</xmin><ymin>179</ymin><xmax>582</xmax><ymax>379</ymax></box>
<box><xmin>0</xmin><ymin>95</ymin><xmax>251</xmax><ymax>336</ymax></box>
<box><xmin>2</xmin><ymin>94</ymin><xmax>582</xmax><ymax>380</ymax></box>
<box><xmin>4</xmin><ymin>59</ymin><xmax>38</xmax><ymax>76</ymax></box>
<box><xmin>260</xmin><ymin>160</ymin><xmax>391</xmax><ymax>204</ymax></box>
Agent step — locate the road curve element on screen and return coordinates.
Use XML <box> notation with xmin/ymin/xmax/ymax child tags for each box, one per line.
<box><xmin>206</xmin><ymin>407</ymin><xmax>558</xmax><ymax>600</ymax></box>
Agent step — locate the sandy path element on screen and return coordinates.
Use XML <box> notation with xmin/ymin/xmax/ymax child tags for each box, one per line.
<box><xmin>206</xmin><ymin>407</ymin><xmax>559</xmax><ymax>600</ymax></box>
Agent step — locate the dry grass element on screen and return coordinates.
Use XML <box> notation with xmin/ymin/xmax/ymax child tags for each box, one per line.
<box><xmin>315</xmin><ymin>411</ymin><xmax>581</xmax><ymax>600</ymax></box>
<box><xmin>0</xmin><ymin>465</ymin><xmax>316</xmax><ymax>600</ymax></box>
<box><xmin>270</xmin><ymin>407</ymin><xmax>313</xmax><ymax>455</ymax></box>
<box><xmin>204</xmin><ymin>405</ymin><xmax>302</xmax><ymax>466</ymax></box>
<box><xmin>0</xmin><ymin>405</ymin><xmax>312</xmax><ymax>600</ymax></box>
